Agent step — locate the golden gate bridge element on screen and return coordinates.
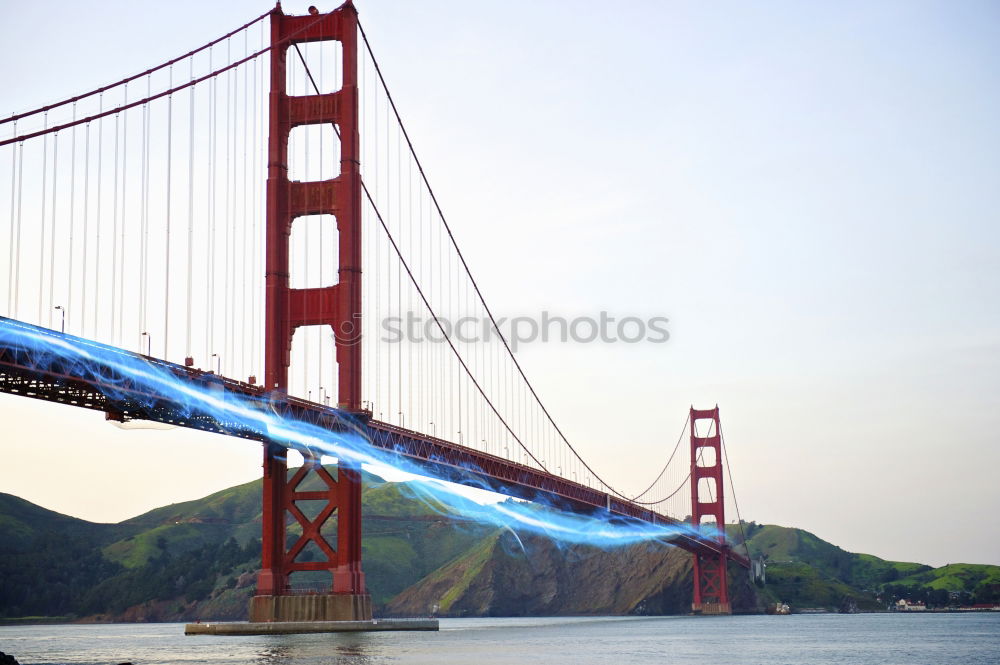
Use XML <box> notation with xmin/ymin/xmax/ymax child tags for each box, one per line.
<box><xmin>0</xmin><ymin>1</ymin><xmax>752</xmax><ymax>627</ymax></box>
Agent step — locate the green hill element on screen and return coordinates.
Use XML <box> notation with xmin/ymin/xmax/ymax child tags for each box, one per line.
<box><xmin>0</xmin><ymin>468</ymin><xmax>491</xmax><ymax>621</ymax></box>
<box><xmin>0</xmin><ymin>493</ymin><xmax>137</xmax><ymax>619</ymax></box>
<box><xmin>0</xmin><ymin>493</ymin><xmax>137</xmax><ymax>551</ymax></box>
<box><xmin>894</xmin><ymin>563</ymin><xmax>1000</xmax><ymax>590</ymax></box>
<box><xmin>386</xmin><ymin>521</ymin><xmax>967</xmax><ymax>617</ymax></box>
<box><xmin>730</xmin><ymin>522</ymin><xmax>1000</xmax><ymax>610</ymax></box>
<box><xmin>2</xmin><ymin>483</ymin><xmax>997</xmax><ymax>621</ymax></box>
<box><xmin>100</xmin><ymin>477</ymin><xmax>263</xmax><ymax>569</ymax></box>
<box><xmin>879</xmin><ymin>563</ymin><xmax>1000</xmax><ymax>606</ymax></box>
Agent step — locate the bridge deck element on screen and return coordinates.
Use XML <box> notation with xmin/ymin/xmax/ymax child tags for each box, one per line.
<box><xmin>0</xmin><ymin>316</ymin><xmax>747</xmax><ymax>567</ymax></box>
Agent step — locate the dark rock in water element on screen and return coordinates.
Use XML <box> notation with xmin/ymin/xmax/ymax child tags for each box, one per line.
<box><xmin>0</xmin><ymin>651</ymin><xmax>20</xmax><ymax>665</ymax></box>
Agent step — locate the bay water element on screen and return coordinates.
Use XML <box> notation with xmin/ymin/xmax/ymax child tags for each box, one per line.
<box><xmin>1</xmin><ymin>613</ymin><xmax>998</xmax><ymax>665</ymax></box>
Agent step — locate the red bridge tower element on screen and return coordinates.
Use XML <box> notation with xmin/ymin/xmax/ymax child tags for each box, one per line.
<box><xmin>251</xmin><ymin>1</ymin><xmax>370</xmax><ymax>622</ymax></box>
<box><xmin>690</xmin><ymin>406</ymin><xmax>731</xmax><ymax>614</ymax></box>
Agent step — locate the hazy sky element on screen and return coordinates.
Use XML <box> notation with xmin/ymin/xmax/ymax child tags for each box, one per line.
<box><xmin>1</xmin><ymin>0</ymin><xmax>998</xmax><ymax>568</ymax></box>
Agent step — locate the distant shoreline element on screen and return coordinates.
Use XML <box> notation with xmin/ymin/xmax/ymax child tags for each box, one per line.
<box><xmin>3</xmin><ymin>609</ymin><xmax>999</xmax><ymax>627</ymax></box>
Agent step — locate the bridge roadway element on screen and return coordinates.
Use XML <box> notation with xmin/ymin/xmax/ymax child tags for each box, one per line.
<box><xmin>0</xmin><ymin>316</ymin><xmax>748</xmax><ymax>567</ymax></box>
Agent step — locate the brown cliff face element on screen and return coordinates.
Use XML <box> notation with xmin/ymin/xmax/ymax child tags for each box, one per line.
<box><xmin>387</xmin><ymin>531</ymin><xmax>760</xmax><ymax>617</ymax></box>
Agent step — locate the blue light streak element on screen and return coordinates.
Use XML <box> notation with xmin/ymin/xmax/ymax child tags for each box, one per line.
<box><xmin>0</xmin><ymin>317</ymin><xmax>725</xmax><ymax>551</ymax></box>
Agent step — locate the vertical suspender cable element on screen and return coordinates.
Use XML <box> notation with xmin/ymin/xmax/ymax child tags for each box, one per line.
<box><xmin>6</xmin><ymin>119</ymin><xmax>15</xmax><ymax>315</ymax></box>
<box><xmin>67</xmin><ymin>110</ymin><xmax>76</xmax><ymax>328</ymax></box>
<box><xmin>81</xmin><ymin>120</ymin><xmax>90</xmax><ymax>337</ymax></box>
<box><xmin>7</xmin><ymin>122</ymin><xmax>19</xmax><ymax>317</ymax></box>
<box><xmin>466</xmin><ymin>265</ymin><xmax>472</xmax><ymax>445</ymax></box>
<box><xmin>94</xmin><ymin>96</ymin><xmax>104</xmax><ymax>335</ymax></box>
<box><xmin>385</xmin><ymin>90</ymin><xmax>392</xmax><ymax>421</ymax></box>
<box><xmin>117</xmin><ymin>85</ymin><xmax>128</xmax><ymax>345</ymax></box>
<box><xmin>396</xmin><ymin>124</ymin><xmax>402</xmax><ymax>424</ymax></box>
<box><xmin>230</xmin><ymin>41</ymin><xmax>239</xmax><ymax>378</ymax></box>
<box><xmin>438</xmin><ymin>177</ymin><xmax>444</xmax><ymax>437</ymax></box>
<box><xmin>111</xmin><ymin>113</ymin><xmax>119</xmax><ymax>342</ymax></box>
<box><xmin>360</xmin><ymin>48</ymin><xmax>367</xmax><ymax>408</ymax></box>
<box><xmin>144</xmin><ymin>79</ymin><xmax>152</xmax><ymax>348</ymax></box>
<box><xmin>418</xmin><ymin>160</ymin><xmax>423</xmax><ymax>428</ymax></box>
<box><xmin>407</xmin><ymin>138</ymin><xmax>412</xmax><ymax>425</ymax></box>
<box><xmin>207</xmin><ymin>47</ymin><xmax>216</xmax><ymax>364</ymax></box>
<box><xmin>253</xmin><ymin>23</ymin><xmax>262</xmax><ymax>372</ymax></box>
<box><xmin>232</xmin><ymin>45</ymin><xmax>241</xmax><ymax>379</ymax></box>
<box><xmin>13</xmin><ymin>140</ymin><xmax>23</xmax><ymax>318</ymax></box>
<box><xmin>251</xmin><ymin>28</ymin><xmax>258</xmax><ymax>377</ymax></box>
<box><xmin>186</xmin><ymin>57</ymin><xmax>195</xmax><ymax>361</ymax></box>
<box><xmin>165</xmin><ymin>66</ymin><xmax>174</xmax><ymax>359</ymax></box>
<box><xmin>374</xmin><ymin>66</ymin><xmax>380</xmax><ymax>415</ymax></box>
<box><xmin>242</xmin><ymin>29</ymin><xmax>253</xmax><ymax>378</ymax></box>
<box><xmin>453</xmin><ymin>248</ymin><xmax>459</xmax><ymax>441</ymax></box>
<box><xmin>241</xmin><ymin>31</ymin><xmax>250</xmax><ymax>377</ymax></box>
<box><xmin>251</xmin><ymin>25</ymin><xmax>261</xmax><ymax>377</ymax></box>
<box><xmin>223</xmin><ymin>37</ymin><xmax>232</xmax><ymax>376</ymax></box>
<box><xmin>140</xmin><ymin>75</ymin><xmax>151</xmax><ymax>347</ymax></box>
<box><xmin>38</xmin><ymin>114</ymin><xmax>48</xmax><ymax>323</ymax></box>
<box><xmin>49</xmin><ymin>130</ymin><xmax>59</xmax><ymax>329</ymax></box>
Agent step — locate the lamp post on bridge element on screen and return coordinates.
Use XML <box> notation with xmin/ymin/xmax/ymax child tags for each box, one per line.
<box><xmin>141</xmin><ymin>332</ymin><xmax>150</xmax><ymax>356</ymax></box>
<box><xmin>53</xmin><ymin>305</ymin><xmax>65</xmax><ymax>333</ymax></box>
<box><xmin>211</xmin><ymin>353</ymin><xmax>220</xmax><ymax>374</ymax></box>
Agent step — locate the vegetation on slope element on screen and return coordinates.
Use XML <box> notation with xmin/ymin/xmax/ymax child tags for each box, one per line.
<box><xmin>0</xmin><ymin>469</ymin><xmax>490</xmax><ymax>621</ymax></box>
<box><xmin>2</xmin><ymin>486</ymin><xmax>997</xmax><ymax>621</ymax></box>
<box><xmin>882</xmin><ymin>564</ymin><xmax>1000</xmax><ymax>606</ymax></box>
<box><xmin>80</xmin><ymin>536</ymin><xmax>260</xmax><ymax>616</ymax></box>
<box><xmin>0</xmin><ymin>493</ymin><xmax>136</xmax><ymax>550</ymax></box>
<box><xmin>386</xmin><ymin>529</ymin><xmax>761</xmax><ymax>617</ymax></box>
<box><xmin>0</xmin><ymin>493</ymin><xmax>137</xmax><ymax>618</ymax></box>
<box><xmin>737</xmin><ymin>522</ymin><xmax>1000</xmax><ymax>610</ymax></box>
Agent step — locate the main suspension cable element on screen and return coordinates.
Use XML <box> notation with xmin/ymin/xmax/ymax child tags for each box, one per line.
<box><xmin>0</xmin><ymin>10</ymin><xmax>271</xmax><ymax>128</ymax></box>
<box><xmin>721</xmin><ymin>429</ymin><xmax>751</xmax><ymax>561</ymax></box>
<box><xmin>357</xmin><ymin>19</ymin><xmax>676</xmax><ymax>504</ymax></box>
<box><xmin>1</xmin><ymin>10</ymin><xmax>333</xmax><ymax>149</ymax></box>
<box><xmin>362</xmin><ymin>182</ymin><xmax>550</xmax><ymax>473</ymax></box>
<box><xmin>291</xmin><ymin>46</ymin><xmax>550</xmax><ymax>473</ymax></box>
<box><xmin>629</xmin><ymin>414</ymin><xmax>690</xmax><ymax>500</ymax></box>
